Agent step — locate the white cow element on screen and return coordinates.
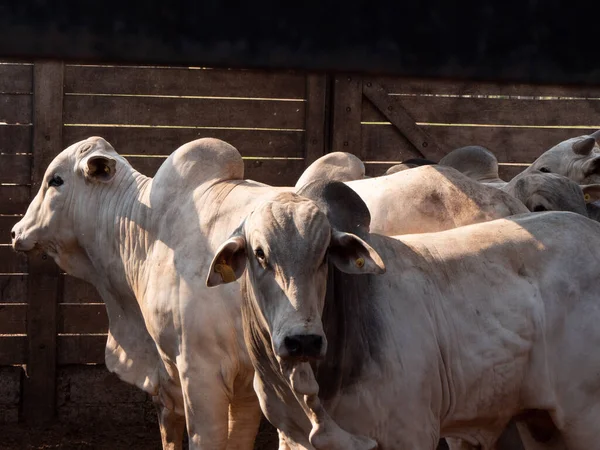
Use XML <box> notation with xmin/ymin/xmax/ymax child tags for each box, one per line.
<box><xmin>10</xmin><ymin>137</ymin><xmax>530</xmax><ymax>450</ymax></box>
<box><xmin>295</xmin><ymin>152</ymin><xmax>365</xmax><ymax>188</ymax></box>
<box><xmin>208</xmin><ymin>183</ymin><xmax>600</xmax><ymax>450</ymax></box>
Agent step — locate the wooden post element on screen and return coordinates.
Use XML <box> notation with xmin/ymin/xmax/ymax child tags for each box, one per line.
<box><xmin>331</xmin><ymin>74</ymin><xmax>363</xmax><ymax>157</ymax></box>
<box><xmin>23</xmin><ymin>61</ymin><xmax>64</xmax><ymax>424</ymax></box>
<box><xmin>304</xmin><ymin>74</ymin><xmax>329</xmax><ymax>165</ymax></box>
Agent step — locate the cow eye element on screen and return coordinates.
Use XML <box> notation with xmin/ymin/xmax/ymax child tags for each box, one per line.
<box><xmin>533</xmin><ymin>205</ymin><xmax>548</xmax><ymax>212</ymax></box>
<box><xmin>539</xmin><ymin>167</ymin><xmax>551</xmax><ymax>173</ymax></box>
<box><xmin>48</xmin><ymin>175</ymin><xmax>64</xmax><ymax>187</ymax></box>
<box><xmin>255</xmin><ymin>248</ymin><xmax>266</xmax><ymax>262</ymax></box>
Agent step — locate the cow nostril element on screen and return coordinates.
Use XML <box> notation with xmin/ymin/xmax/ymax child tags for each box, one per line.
<box><xmin>284</xmin><ymin>334</ymin><xmax>323</xmax><ymax>358</ymax></box>
<box><xmin>10</xmin><ymin>230</ymin><xmax>15</xmax><ymax>240</ymax></box>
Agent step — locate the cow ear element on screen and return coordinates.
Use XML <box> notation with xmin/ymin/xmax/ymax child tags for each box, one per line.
<box><xmin>206</xmin><ymin>232</ymin><xmax>247</xmax><ymax>287</ymax></box>
<box><xmin>328</xmin><ymin>230</ymin><xmax>385</xmax><ymax>275</ymax></box>
<box><xmin>573</xmin><ymin>137</ymin><xmax>596</xmax><ymax>156</ymax></box>
<box><xmin>82</xmin><ymin>155</ymin><xmax>117</xmax><ymax>182</ymax></box>
<box><xmin>581</xmin><ymin>184</ymin><xmax>600</xmax><ymax>203</ymax></box>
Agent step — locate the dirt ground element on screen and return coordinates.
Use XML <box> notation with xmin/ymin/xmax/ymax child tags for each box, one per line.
<box><xmin>0</xmin><ymin>420</ymin><xmax>278</xmax><ymax>450</ymax></box>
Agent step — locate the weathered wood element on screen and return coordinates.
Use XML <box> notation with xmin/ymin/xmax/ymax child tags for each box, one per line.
<box><xmin>244</xmin><ymin>159</ymin><xmax>306</xmax><ymax>186</ymax></box>
<box><xmin>363</xmin><ymin>162</ymin><xmax>397</xmax><ymax>177</ymax></box>
<box><xmin>304</xmin><ymin>74</ymin><xmax>328</xmax><ymax>165</ymax></box>
<box><xmin>62</xmin><ymin>276</ymin><xmax>102</xmax><ymax>304</ymax></box>
<box><xmin>0</xmin><ymin>216</ymin><xmax>22</xmax><ymax>244</ymax></box>
<box><xmin>23</xmin><ymin>61</ymin><xmax>64</xmax><ymax>425</ymax></box>
<box><xmin>331</xmin><ymin>75</ymin><xmax>363</xmax><ymax>157</ymax></box>
<box><xmin>0</xmin><ymin>303</ymin><xmax>27</xmax><ymax>334</ymax></box>
<box><xmin>374</xmin><ymin>77</ymin><xmax>600</xmax><ymax>98</ymax></box>
<box><xmin>0</xmin><ymin>155</ymin><xmax>31</xmax><ymax>184</ymax></box>
<box><xmin>64</xmin><ymin>65</ymin><xmax>306</xmax><ymax>98</ymax></box>
<box><xmin>362</xmin><ymin>96</ymin><xmax>600</xmax><ymax>127</ymax></box>
<box><xmin>0</xmin><ymin>125</ymin><xmax>32</xmax><ymax>155</ymax></box>
<box><xmin>361</xmin><ymin>124</ymin><xmax>596</xmax><ymax>164</ymax></box>
<box><xmin>58</xmin><ymin>304</ymin><xmax>108</xmax><ymax>334</ymax></box>
<box><xmin>63</xmin><ymin>126</ymin><xmax>304</xmax><ymax>158</ymax></box>
<box><xmin>124</xmin><ymin>155</ymin><xmax>306</xmax><ymax>185</ymax></box>
<box><xmin>0</xmin><ymin>94</ymin><xmax>32</xmax><ymax>124</ymax></box>
<box><xmin>0</xmin><ymin>64</ymin><xmax>33</xmax><ymax>94</ymax></box>
<box><xmin>0</xmin><ymin>336</ymin><xmax>26</xmax><ymax>364</ymax></box>
<box><xmin>0</xmin><ymin>247</ymin><xmax>27</xmax><ymax>273</ymax></box>
<box><xmin>0</xmin><ymin>275</ymin><xmax>27</xmax><ymax>303</ymax></box>
<box><xmin>64</xmin><ymin>95</ymin><xmax>305</xmax><ymax>129</ymax></box>
<box><xmin>361</xmin><ymin>125</ymin><xmax>422</xmax><ymax>162</ymax></box>
<box><xmin>0</xmin><ymin>186</ymin><xmax>31</xmax><ymax>214</ymax></box>
<box><xmin>363</xmin><ymin>80</ymin><xmax>446</xmax><ymax>161</ymax></box>
<box><xmin>57</xmin><ymin>334</ymin><xmax>106</xmax><ymax>365</ymax></box>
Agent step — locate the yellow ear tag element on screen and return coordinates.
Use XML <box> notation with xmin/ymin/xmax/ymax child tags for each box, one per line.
<box><xmin>214</xmin><ymin>262</ymin><xmax>236</xmax><ymax>283</ymax></box>
<box><xmin>355</xmin><ymin>257</ymin><xmax>365</xmax><ymax>268</ymax></box>
<box><xmin>584</xmin><ymin>193</ymin><xmax>591</xmax><ymax>202</ymax></box>
<box><xmin>104</xmin><ymin>166</ymin><xmax>110</xmax><ymax>174</ymax></box>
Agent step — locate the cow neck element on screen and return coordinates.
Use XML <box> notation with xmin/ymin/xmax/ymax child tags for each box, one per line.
<box><xmin>315</xmin><ymin>264</ymin><xmax>384</xmax><ymax>402</ymax></box>
<box><xmin>76</xmin><ymin>165</ymin><xmax>152</xmax><ymax>301</ymax></box>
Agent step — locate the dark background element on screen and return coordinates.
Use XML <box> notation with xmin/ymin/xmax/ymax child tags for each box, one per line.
<box><xmin>0</xmin><ymin>0</ymin><xmax>597</xmax><ymax>84</ymax></box>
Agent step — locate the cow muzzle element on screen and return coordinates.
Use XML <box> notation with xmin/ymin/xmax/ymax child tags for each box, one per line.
<box><xmin>280</xmin><ymin>334</ymin><xmax>326</xmax><ymax>361</ymax></box>
<box><xmin>10</xmin><ymin>226</ymin><xmax>35</xmax><ymax>252</ymax></box>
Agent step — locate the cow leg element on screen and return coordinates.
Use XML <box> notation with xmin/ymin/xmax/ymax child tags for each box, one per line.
<box><xmin>179</xmin><ymin>367</ymin><xmax>230</xmax><ymax>450</ymax></box>
<box><xmin>153</xmin><ymin>397</ymin><xmax>186</xmax><ymax>450</ymax></box>
<box><xmin>227</xmin><ymin>394</ymin><xmax>262</xmax><ymax>450</ymax></box>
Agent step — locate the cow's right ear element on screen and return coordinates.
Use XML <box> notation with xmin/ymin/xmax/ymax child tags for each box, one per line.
<box><xmin>206</xmin><ymin>233</ymin><xmax>247</xmax><ymax>287</ymax></box>
<box><xmin>581</xmin><ymin>184</ymin><xmax>600</xmax><ymax>203</ymax></box>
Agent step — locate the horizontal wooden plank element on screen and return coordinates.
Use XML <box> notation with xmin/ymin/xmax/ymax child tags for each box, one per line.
<box><xmin>0</xmin><ymin>125</ymin><xmax>32</xmax><ymax>154</ymax></box>
<box><xmin>58</xmin><ymin>304</ymin><xmax>108</xmax><ymax>334</ymax></box>
<box><xmin>0</xmin><ymin>304</ymin><xmax>26</xmax><ymax>334</ymax></box>
<box><xmin>0</xmin><ymin>216</ymin><xmax>21</xmax><ymax>244</ymax></box>
<box><xmin>0</xmin><ymin>335</ymin><xmax>26</xmax><ymax>364</ymax></box>
<box><xmin>125</xmin><ymin>155</ymin><xmax>306</xmax><ymax>186</ymax></box>
<box><xmin>63</xmin><ymin>276</ymin><xmax>102</xmax><ymax>304</ymax></box>
<box><xmin>65</xmin><ymin>66</ymin><xmax>306</xmax><ymax>98</ymax></box>
<box><xmin>0</xmin><ymin>186</ymin><xmax>31</xmax><ymax>214</ymax></box>
<box><xmin>0</xmin><ymin>275</ymin><xmax>27</xmax><ymax>302</ymax></box>
<box><xmin>362</xmin><ymin>96</ymin><xmax>600</xmax><ymax>127</ymax></box>
<box><xmin>0</xmin><ymin>94</ymin><xmax>32</xmax><ymax>125</ymax></box>
<box><xmin>361</xmin><ymin>125</ymin><xmax>599</xmax><ymax>164</ymax></box>
<box><xmin>64</xmin><ymin>96</ymin><xmax>306</xmax><ymax>129</ymax></box>
<box><xmin>0</xmin><ymin>247</ymin><xmax>27</xmax><ymax>273</ymax></box>
<box><xmin>63</xmin><ymin>126</ymin><xmax>304</xmax><ymax>158</ymax></box>
<box><xmin>375</xmin><ymin>78</ymin><xmax>600</xmax><ymax>98</ymax></box>
<box><xmin>0</xmin><ymin>64</ymin><xmax>33</xmax><ymax>94</ymax></box>
<box><xmin>58</xmin><ymin>334</ymin><xmax>106</xmax><ymax>365</ymax></box>
<box><xmin>0</xmin><ymin>155</ymin><xmax>30</xmax><ymax>184</ymax></box>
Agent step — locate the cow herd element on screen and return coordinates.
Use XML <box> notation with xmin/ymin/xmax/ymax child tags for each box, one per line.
<box><xmin>9</xmin><ymin>132</ymin><xmax>600</xmax><ymax>449</ymax></box>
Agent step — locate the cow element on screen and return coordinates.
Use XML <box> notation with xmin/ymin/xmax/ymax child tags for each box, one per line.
<box><xmin>10</xmin><ymin>137</ymin><xmax>532</xmax><ymax>450</ymax></box>
<box><xmin>207</xmin><ymin>182</ymin><xmax>600</xmax><ymax>450</ymax></box>
<box><xmin>295</xmin><ymin>152</ymin><xmax>365</xmax><ymax>188</ymax></box>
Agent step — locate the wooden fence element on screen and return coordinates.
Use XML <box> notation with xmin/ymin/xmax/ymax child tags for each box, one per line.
<box><xmin>1</xmin><ymin>61</ymin><xmax>600</xmax><ymax>425</ymax></box>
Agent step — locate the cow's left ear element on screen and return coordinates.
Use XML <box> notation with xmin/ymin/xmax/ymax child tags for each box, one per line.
<box><xmin>328</xmin><ymin>230</ymin><xmax>386</xmax><ymax>275</ymax></box>
<box><xmin>206</xmin><ymin>229</ymin><xmax>247</xmax><ymax>287</ymax></box>
<box><xmin>81</xmin><ymin>155</ymin><xmax>117</xmax><ymax>183</ymax></box>
<box><xmin>581</xmin><ymin>184</ymin><xmax>600</xmax><ymax>203</ymax></box>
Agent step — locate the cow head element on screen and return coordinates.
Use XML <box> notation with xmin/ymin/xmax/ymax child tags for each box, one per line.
<box><xmin>527</xmin><ymin>131</ymin><xmax>600</xmax><ymax>184</ymax></box>
<box><xmin>11</xmin><ymin>137</ymin><xmax>121</xmax><ymax>273</ymax></box>
<box><xmin>206</xmin><ymin>192</ymin><xmax>385</xmax><ymax>364</ymax></box>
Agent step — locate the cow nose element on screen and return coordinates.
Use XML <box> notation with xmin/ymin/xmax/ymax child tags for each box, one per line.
<box><xmin>284</xmin><ymin>335</ymin><xmax>323</xmax><ymax>359</ymax></box>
